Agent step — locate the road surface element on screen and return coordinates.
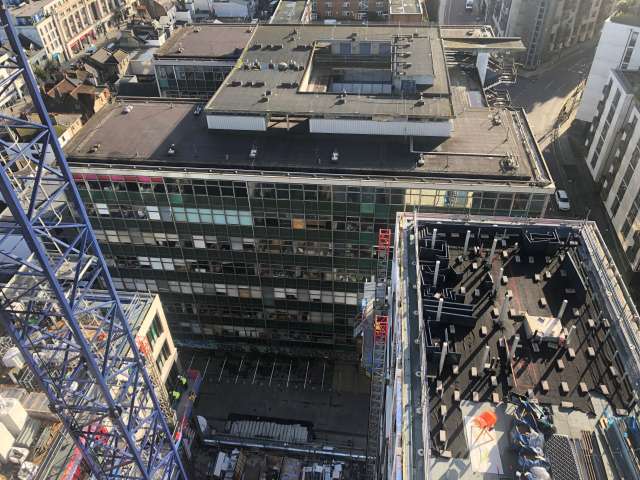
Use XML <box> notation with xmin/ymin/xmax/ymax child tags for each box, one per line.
<box><xmin>508</xmin><ymin>42</ymin><xmax>596</xmax><ymax>141</ymax></box>
<box><xmin>441</xmin><ymin>0</ymin><xmax>484</xmax><ymax>24</ymax></box>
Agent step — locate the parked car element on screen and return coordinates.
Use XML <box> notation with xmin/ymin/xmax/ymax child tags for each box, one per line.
<box><xmin>555</xmin><ymin>190</ymin><xmax>571</xmax><ymax>211</ymax></box>
<box><xmin>193</xmin><ymin>104</ymin><xmax>203</xmax><ymax>116</ymax></box>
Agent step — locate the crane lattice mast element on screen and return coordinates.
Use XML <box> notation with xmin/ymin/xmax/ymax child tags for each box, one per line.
<box><xmin>0</xmin><ymin>3</ymin><xmax>188</xmax><ymax>479</ymax></box>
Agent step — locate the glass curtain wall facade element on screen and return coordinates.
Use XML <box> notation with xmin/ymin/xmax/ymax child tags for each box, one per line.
<box><xmin>155</xmin><ymin>64</ymin><xmax>232</xmax><ymax>99</ymax></box>
<box><xmin>72</xmin><ymin>171</ymin><xmax>549</xmax><ymax>352</ymax></box>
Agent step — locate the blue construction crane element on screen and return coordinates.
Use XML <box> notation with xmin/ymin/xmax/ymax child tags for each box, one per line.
<box><xmin>0</xmin><ymin>4</ymin><xmax>188</xmax><ymax>479</ymax></box>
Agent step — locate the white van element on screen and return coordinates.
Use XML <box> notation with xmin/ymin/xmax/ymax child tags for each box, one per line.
<box><xmin>465</xmin><ymin>0</ymin><xmax>474</xmax><ymax>10</ymax></box>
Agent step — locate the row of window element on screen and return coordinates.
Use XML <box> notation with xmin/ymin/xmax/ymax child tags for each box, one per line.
<box><xmin>113</xmin><ymin>256</ymin><xmax>368</xmax><ymax>283</ymax></box>
<box><xmin>96</xmin><ymin>229</ymin><xmax>376</xmax><ymax>258</ymax></box>
<box><xmin>170</xmin><ymin>323</ymin><xmax>341</xmax><ymax>345</ymax></box>
<box><xmin>79</xmin><ymin>178</ymin><xmax>549</xmax><ymax>216</ymax></box>
<box><xmin>89</xmin><ymin>202</ymin><xmax>387</xmax><ymax>232</ymax></box>
<box><xmin>168</xmin><ymin>302</ymin><xmax>350</xmax><ymax>326</ymax></box>
<box><xmin>590</xmin><ymin>85</ymin><xmax>621</xmax><ymax>170</ymax></box>
<box><xmin>610</xmin><ymin>125</ymin><xmax>639</xmax><ymax>217</ymax></box>
<box><xmin>113</xmin><ymin>276</ymin><xmax>361</xmax><ymax>305</ymax></box>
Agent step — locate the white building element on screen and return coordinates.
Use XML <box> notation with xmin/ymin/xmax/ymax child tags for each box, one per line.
<box><xmin>577</xmin><ymin>16</ymin><xmax>640</xmax><ymax>123</ymax></box>
<box><xmin>584</xmin><ymin>69</ymin><xmax>640</xmax><ymax>269</ymax></box>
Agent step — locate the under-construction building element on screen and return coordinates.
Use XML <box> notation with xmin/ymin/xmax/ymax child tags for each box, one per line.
<box><xmin>382</xmin><ymin>212</ymin><xmax>640</xmax><ymax>478</ymax></box>
<box><xmin>63</xmin><ymin>23</ymin><xmax>553</xmax><ymax>356</ymax></box>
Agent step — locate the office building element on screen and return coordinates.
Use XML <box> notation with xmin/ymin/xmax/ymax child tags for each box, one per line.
<box><xmin>584</xmin><ymin>69</ymin><xmax>640</xmax><ymax>270</ymax></box>
<box><xmin>8</xmin><ymin>0</ymin><xmax>138</xmax><ymax>61</ymax></box>
<box><xmin>153</xmin><ymin>24</ymin><xmax>254</xmax><ymax>99</ymax></box>
<box><xmin>577</xmin><ymin>12</ymin><xmax>640</xmax><ymax>123</ymax></box>
<box><xmin>383</xmin><ymin>212</ymin><xmax>640</xmax><ymax>479</ymax></box>
<box><xmin>482</xmin><ymin>0</ymin><xmax>615</xmax><ymax>69</ymax></box>
<box><xmin>64</xmin><ymin>24</ymin><xmax>553</xmax><ymax>355</ymax></box>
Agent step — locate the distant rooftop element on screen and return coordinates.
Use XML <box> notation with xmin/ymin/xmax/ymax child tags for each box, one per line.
<box><xmin>611</xmin><ymin>5</ymin><xmax>640</xmax><ymax>28</ymax></box>
<box><xmin>270</xmin><ymin>0</ymin><xmax>309</xmax><ymax>23</ymax></box>
<box><xmin>154</xmin><ymin>24</ymin><xmax>254</xmax><ymax>59</ymax></box>
<box><xmin>389</xmin><ymin>0</ymin><xmax>422</xmax><ymax>16</ymax></box>
<box><xmin>206</xmin><ymin>24</ymin><xmax>452</xmax><ymax>120</ymax></box>
<box><xmin>11</xmin><ymin>0</ymin><xmax>55</xmax><ymax>17</ymax></box>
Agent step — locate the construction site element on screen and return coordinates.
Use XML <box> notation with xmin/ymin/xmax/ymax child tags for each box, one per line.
<box><xmin>1</xmin><ymin>0</ymin><xmax>640</xmax><ymax>476</ymax></box>
<box><xmin>387</xmin><ymin>213</ymin><xmax>640</xmax><ymax>479</ymax></box>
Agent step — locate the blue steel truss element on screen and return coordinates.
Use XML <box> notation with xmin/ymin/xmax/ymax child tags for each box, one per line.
<box><xmin>0</xmin><ymin>4</ymin><xmax>188</xmax><ymax>480</ymax></box>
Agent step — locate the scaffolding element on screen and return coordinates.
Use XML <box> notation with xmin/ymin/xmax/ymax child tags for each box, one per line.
<box><xmin>0</xmin><ymin>4</ymin><xmax>187</xmax><ymax>479</ymax></box>
<box><xmin>362</xmin><ymin>229</ymin><xmax>392</xmax><ymax>479</ymax></box>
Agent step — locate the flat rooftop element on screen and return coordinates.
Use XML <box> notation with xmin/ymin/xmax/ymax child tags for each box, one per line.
<box><xmin>616</xmin><ymin>69</ymin><xmax>640</xmax><ymax>105</ymax></box>
<box><xmin>394</xmin><ymin>214</ymin><xmax>640</xmax><ymax>477</ymax></box>
<box><xmin>154</xmin><ymin>24</ymin><xmax>254</xmax><ymax>59</ymax></box>
<box><xmin>205</xmin><ymin>24</ymin><xmax>452</xmax><ymax>120</ymax></box>
<box><xmin>64</xmin><ymin>97</ymin><xmax>550</xmax><ymax>185</ymax></box>
<box><xmin>389</xmin><ymin>0</ymin><xmax>422</xmax><ymax>16</ymax></box>
<box><xmin>270</xmin><ymin>0</ymin><xmax>309</xmax><ymax>23</ymax></box>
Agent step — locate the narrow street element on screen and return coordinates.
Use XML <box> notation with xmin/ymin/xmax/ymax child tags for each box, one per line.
<box><xmin>505</xmin><ymin>42</ymin><xmax>640</xmax><ymax>291</ymax></box>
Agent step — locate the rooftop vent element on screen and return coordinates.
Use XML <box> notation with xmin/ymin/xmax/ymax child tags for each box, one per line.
<box><xmin>501</xmin><ymin>154</ymin><xmax>518</xmax><ymax>171</ymax></box>
<box><xmin>167</xmin><ymin>143</ymin><xmax>176</xmax><ymax>156</ymax></box>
